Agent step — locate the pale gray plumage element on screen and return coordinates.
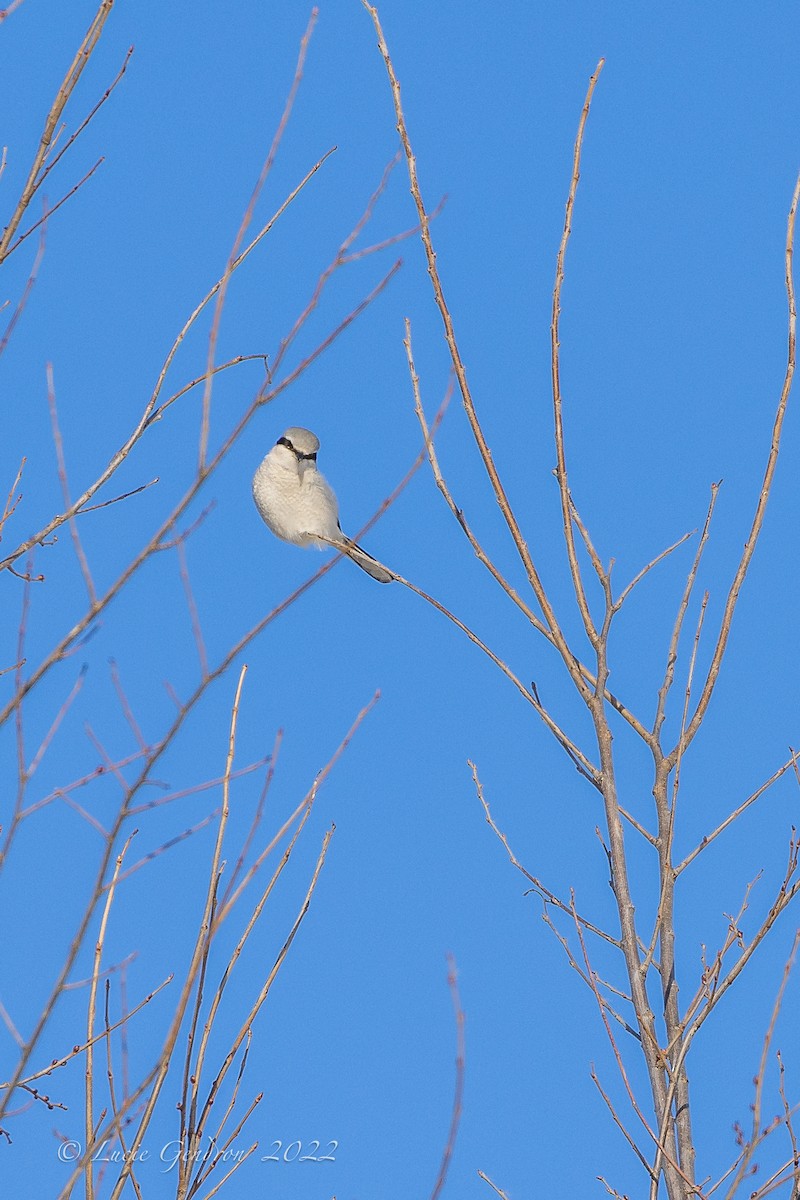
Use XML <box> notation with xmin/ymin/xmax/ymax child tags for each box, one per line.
<box><xmin>252</xmin><ymin>427</ymin><xmax>392</xmax><ymax>583</ymax></box>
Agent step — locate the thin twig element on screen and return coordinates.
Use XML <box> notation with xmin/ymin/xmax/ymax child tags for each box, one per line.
<box><xmin>0</xmin><ymin>0</ymin><xmax>114</xmax><ymax>263</ymax></box>
<box><xmin>653</xmin><ymin>483</ymin><xmax>720</xmax><ymax>745</ymax></box>
<box><xmin>197</xmin><ymin>8</ymin><xmax>319</xmax><ymax>471</ymax></box>
<box><xmin>723</xmin><ymin>929</ymin><xmax>800</xmax><ymax>1200</ymax></box>
<box><xmin>673</xmin><ymin>172</ymin><xmax>800</xmax><ymax>762</ymax></box>
<box><xmin>47</xmin><ymin>363</ymin><xmax>97</xmax><ymax>605</ymax></box>
<box><xmin>550</xmin><ymin>61</ymin><xmax>606</xmax><ymax>648</ymax></box>
<box><xmin>7</xmin><ymin>157</ymin><xmax>105</xmax><ymax>258</ymax></box>
<box><xmin>0</xmin><ymin>222</ymin><xmax>46</xmax><ymax>358</ymax></box>
<box><xmin>471</xmin><ymin>760</ymin><xmax>619</xmax><ymax>948</ymax></box>
<box><xmin>677</xmin><ymin>752</ymin><xmax>799</xmax><ymax>875</ymax></box>
<box><xmin>429</xmin><ymin>955</ymin><xmax>466</xmax><ymax>1200</ymax></box>
<box><xmin>85</xmin><ymin>832</ymin><xmax>136</xmax><ymax>1200</ymax></box>
<box><xmin>477</xmin><ymin>1171</ymin><xmax>513</xmax><ymax>1200</ymax></box>
<box><xmin>363</xmin><ymin>1</ymin><xmax>596</xmax><ymax>707</ymax></box>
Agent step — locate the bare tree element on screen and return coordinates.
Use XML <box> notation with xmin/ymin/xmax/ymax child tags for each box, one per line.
<box><xmin>3</xmin><ymin>4</ymin><xmax>798</xmax><ymax>1198</ymax></box>
<box><xmin>0</xmin><ymin>7</ymin><xmax>421</xmax><ymax>1195</ymax></box>
<box><xmin>359</xmin><ymin>5</ymin><xmax>800</xmax><ymax>1197</ymax></box>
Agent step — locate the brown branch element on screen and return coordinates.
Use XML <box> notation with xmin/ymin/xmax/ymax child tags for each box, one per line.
<box><xmin>671</xmin><ymin>172</ymin><xmax>800</xmax><ymax>764</ymax></box>
<box><xmin>197</xmin><ymin>7</ymin><xmax>318</xmax><ymax>471</ymax></box>
<box><xmin>0</xmin><ymin>260</ymin><xmax>401</xmax><ymax>731</ymax></box>
<box><xmin>108</xmin><ymin>668</ymin><xmax>245</xmax><ymax>1200</ymax></box>
<box><xmin>396</xmin><ymin>318</ymin><xmax>657</xmax><ymax>752</ymax></box>
<box><xmin>144</xmin><ymin>149</ymin><xmax>336</xmax><ymax>431</ymax></box>
<box><xmin>6</xmin><ymin>157</ymin><xmax>104</xmax><ymax>258</ymax></box>
<box><xmin>0</xmin><ymin>223</ymin><xmax>46</xmax><ymax>358</ymax></box>
<box><xmin>477</xmin><ymin>1170</ymin><xmax>513</xmax><ymax>1200</ymax></box>
<box><xmin>567</xmin><ymin>487</ymin><xmax>606</xmax><ymax>589</ymax></box>
<box><xmin>405</xmin><ymin>321</ymin><xmax>548</xmax><ymax>638</ymax></box>
<box><xmin>653</xmin><ymin>483</ymin><xmax>720</xmax><ymax>745</ymax></box>
<box><xmin>253</xmin><ymin>148</ymin><xmax>402</xmax><ymax>414</ymax></box>
<box><xmin>0</xmin><ymin>0</ymin><xmax>27</xmax><ymax>20</ymax></box>
<box><xmin>343</xmin><ymin>190</ymin><xmax>446</xmax><ymax>262</ymax></box>
<box><xmin>0</xmin><ymin>150</ymin><xmax>335</xmax><ymax>575</ymax></box>
<box><xmin>149</xmin><ymin>355</ymin><xmax>267</xmax><ymax>420</ymax></box>
<box><xmin>220</xmin><ymin>730</ymin><xmax>282</xmax><ymax>907</ymax></box>
<box><xmin>0</xmin><ymin>457</ymin><xmax>26</xmax><ymax>539</ymax></box>
<box><xmin>363</xmin><ymin>1</ymin><xmax>596</xmax><ymax>706</ymax></box>
<box><xmin>591</xmin><ymin>1065</ymin><xmax>653</xmax><ymax>1177</ymax></box>
<box><xmin>189</xmin><ymin>1033</ymin><xmax>256</xmax><ymax>1192</ymax></box>
<box><xmin>612</xmin><ymin>530</ymin><xmax>695</xmax><ymax>614</ymax></box>
<box><xmin>11</xmin><ymin>980</ymin><xmax>172</xmax><ymax>1090</ymax></box>
<box><xmin>26</xmin><ymin>664</ymin><xmax>87</xmax><ymax>780</ymax></box>
<box><xmin>38</xmin><ymin>46</ymin><xmax>133</xmax><ymax>189</ymax></box>
<box><xmin>176</xmin><ymin>536</ymin><xmax>208</xmax><ymax>680</ymax></box>
<box><xmin>541</xmin><ymin>904</ymin><xmax>638</xmax><ymax>1039</ymax></box>
<box><xmin>675</xmin><ymin>845</ymin><xmax>800</xmax><ymax>1054</ymax></box>
<box><xmin>0</xmin><ymin>0</ymin><xmax>114</xmax><ymax>264</ymax></box>
<box><xmin>218</xmin><ymin>697</ymin><xmax>377</xmax><ymax>923</ymax></box>
<box><xmin>570</xmin><ymin>894</ymin><xmax>667</xmax><ymax>1163</ymax></box>
<box><xmin>47</xmin><ymin>363</ymin><xmax>97</xmax><ymax>605</ymax></box>
<box><xmin>343</xmin><ymin>545</ymin><xmax>600</xmax><ymax>785</ymax></box>
<box><xmin>724</xmin><ymin>929</ymin><xmax>800</xmax><ymax>1200</ymax></box>
<box><xmin>103</xmin><ymin>981</ymin><xmax>144</xmax><ymax>1200</ymax></box>
<box><xmin>429</xmin><ymin>955</ymin><xmax>466</xmax><ymax>1200</ymax></box>
<box><xmin>550</xmin><ymin>60</ymin><xmax>605</xmax><ymax>647</ymax></box>
<box><xmin>777</xmin><ymin>1050</ymin><xmax>800</xmax><ymax>1199</ymax></box>
<box><xmin>85</xmin><ymin>833</ymin><xmax>136</xmax><ymax>1200</ymax></box>
<box><xmin>471</xmin><ymin>760</ymin><xmax>620</xmax><ymax>949</ymax></box>
<box><xmin>677</xmin><ymin>752</ymin><xmax>799</xmax><ymax>875</ymax></box>
<box><xmin>642</xmin><ymin>595</ymin><xmax>709</xmax><ymax>975</ymax></box>
<box><xmin>184</xmin><ymin>827</ymin><xmax>335</xmax><ymax>1200</ymax></box>
<box><xmin>74</xmin><ymin>478</ymin><xmax>159</xmax><ymax>517</ymax></box>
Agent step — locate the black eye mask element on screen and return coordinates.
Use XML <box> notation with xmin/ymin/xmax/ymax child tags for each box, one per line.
<box><xmin>277</xmin><ymin>436</ymin><xmax>317</xmax><ymax>463</ymax></box>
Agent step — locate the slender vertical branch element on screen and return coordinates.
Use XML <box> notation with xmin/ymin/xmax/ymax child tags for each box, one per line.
<box><xmin>653</xmin><ymin>484</ymin><xmax>719</xmax><ymax>745</ymax></box>
<box><xmin>429</xmin><ymin>955</ymin><xmax>466</xmax><ymax>1200</ymax></box>
<box><xmin>551</xmin><ymin>60</ymin><xmax>605</xmax><ymax>647</ymax></box>
<box><xmin>85</xmin><ymin>833</ymin><xmax>136</xmax><ymax>1200</ymax></box>
<box><xmin>0</xmin><ymin>0</ymin><xmax>115</xmax><ymax>263</ymax></box>
<box><xmin>362</xmin><ymin>1</ymin><xmax>594</xmax><ymax>704</ymax></box>
<box><xmin>671</xmin><ymin>172</ymin><xmax>799</xmax><ymax>764</ymax></box>
<box><xmin>197</xmin><ymin>7</ymin><xmax>319</xmax><ymax>471</ymax></box>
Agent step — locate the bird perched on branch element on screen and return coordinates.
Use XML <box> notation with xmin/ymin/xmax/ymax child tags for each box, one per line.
<box><xmin>252</xmin><ymin>427</ymin><xmax>392</xmax><ymax>583</ymax></box>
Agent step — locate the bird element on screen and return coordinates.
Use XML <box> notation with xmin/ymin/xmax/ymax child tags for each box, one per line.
<box><xmin>252</xmin><ymin>427</ymin><xmax>393</xmax><ymax>584</ymax></box>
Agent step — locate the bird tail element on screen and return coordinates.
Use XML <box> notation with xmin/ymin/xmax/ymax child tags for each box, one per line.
<box><xmin>342</xmin><ymin>539</ymin><xmax>393</xmax><ymax>584</ymax></box>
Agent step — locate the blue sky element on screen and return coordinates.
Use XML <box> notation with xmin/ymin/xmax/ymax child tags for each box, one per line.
<box><xmin>2</xmin><ymin>3</ymin><xmax>800</xmax><ymax>1198</ymax></box>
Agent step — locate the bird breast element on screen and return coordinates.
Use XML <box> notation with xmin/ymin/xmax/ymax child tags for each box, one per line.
<box><xmin>252</xmin><ymin>456</ymin><xmax>340</xmax><ymax>546</ymax></box>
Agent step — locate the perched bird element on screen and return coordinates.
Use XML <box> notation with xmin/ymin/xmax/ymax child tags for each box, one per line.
<box><xmin>252</xmin><ymin>427</ymin><xmax>393</xmax><ymax>583</ymax></box>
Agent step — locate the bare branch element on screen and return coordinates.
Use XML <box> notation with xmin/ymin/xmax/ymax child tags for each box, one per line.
<box><xmin>723</xmin><ymin>929</ymin><xmax>800</xmax><ymax>1200</ymax></box>
<box><xmin>550</xmin><ymin>60</ymin><xmax>606</xmax><ymax>646</ymax></box>
<box><xmin>47</xmin><ymin>364</ymin><xmax>97</xmax><ymax>606</ymax></box>
<box><xmin>591</xmin><ymin>1066</ymin><xmax>653</xmax><ymax>1177</ymax></box>
<box><xmin>471</xmin><ymin>760</ymin><xmax>620</xmax><ymax>948</ymax></box>
<box><xmin>429</xmin><ymin>955</ymin><xmax>465</xmax><ymax>1200</ymax></box>
<box><xmin>612</xmin><ymin>530</ymin><xmax>695</xmax><ymax>613</ymax></box>
<box><xmin>0</xmin><ymin>223</ymin><xmax>46</xmax><ymax>358</ymax></box>
<box><xmin>0</xmin><ymin>0</ymin><xmax>115</xmax><ymax>263</ymax></box>
<box><xmin>6</xmin><ymin>157</ymin><xmax>104</xmax><ymax>258</ymax></box>
<box><xmin>85</xmin><ymin>832</ymin><xmax>136</xmax><ymax>1200</ymax></box>
<box><xmin>477</xmin><ymin>1170</ymin><xmax>513</xmax><ymax>1200</ymax></box>
<box><xmin>406</xmin><ymin>320</ymin><xmax>649</xmax><ymax>742</ymax></box>
<box><xmin>363</xmin><ymin>1</ymin><xmax>595</xmax><ymax>704</ymax></box>
<box><xmin>0</xmin><ymin>0</ymin><xmax>27</xmax><ymax>21</ymax></box>
<box><xmin>0</xmin><ymin>150</ymin><xmax>336</xmax><ymax>576</ymax></box>
<box><xmin>38</xmin><ymin>46</ymin><xmax>133</xmax><ymax>189</ymax></box>
<box><xmin>677</xmin><ymin>752</ymin><xmax>799</xmax><ymax>874</ymax></box>
<box><xmin>672</xmin><ymin>173</ymin><xmax>800</xmax><ymax>762</ymax></box>
<box><xmin>197</xmin><ymin>7</ymin><xmax>319</xmax><ymax>471</ymax></box>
